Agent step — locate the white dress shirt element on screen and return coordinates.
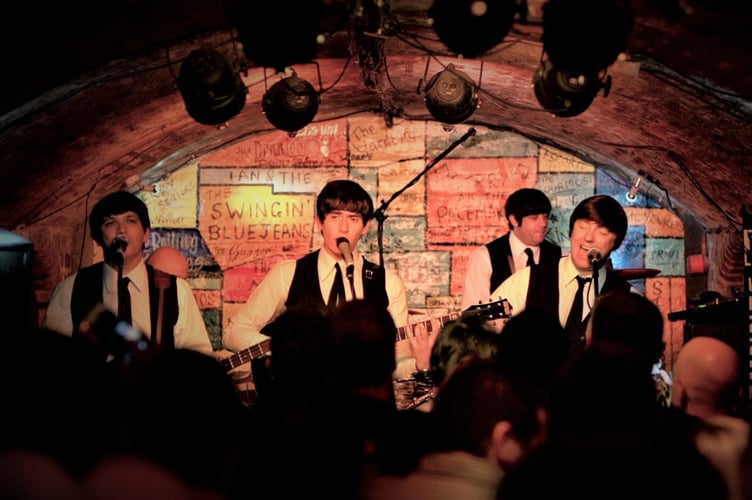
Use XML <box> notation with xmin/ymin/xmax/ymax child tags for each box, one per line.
<box><xmin>223</xmin><ymin>249</ymin><xmax>409</xmax><ymax>374</ymax></box>
<box><xmin>44</xmin><ymin>259</ymin><xmax>213</xmax><ymax>355</ymax></box>
<box><xmin>490</xmin><ymin>255</ymin><xmax>638</xmax><ymax>330</ymax></box>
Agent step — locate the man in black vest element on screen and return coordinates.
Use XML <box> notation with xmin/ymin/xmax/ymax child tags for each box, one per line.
<box><xmin>491</xmin><ymin>194</ymin><xmax>634</xmax><ymax>351</ymax></box>
<box><xmin>43</xmin><ymin>191</ymin><xmax>213</xmax><ymax>356</ymax></box>
<box><xmin>223</xmin><ymin>180</ymin><xmax>413</xmax><ymax>381</ymax></box>
<box><xmin>461</xmin><ymin>188</ymin><xmax>562</xmax><ymax>311</ymax></box>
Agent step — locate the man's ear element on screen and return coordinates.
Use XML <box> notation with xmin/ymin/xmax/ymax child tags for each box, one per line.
<box><xmin>508</xmin><ymin>215</ymin><xmax>519</xmax><ymax>229</ymax></box>
<box><xmin>361</xmin><ymin>219</ymin><xmax>371</xmax><ymax>236</ymax></box>
<box><xmin>489</xmin><ymin>420</ymin><xmax>521</xmax><ymax>466</ymax></box>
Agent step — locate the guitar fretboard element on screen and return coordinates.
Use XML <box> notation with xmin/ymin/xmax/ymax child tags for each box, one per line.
<box><xmin>220</xmin><ymin>338</ymin><xmax>271</xmax><ymax>371</ymax></box>
<box><xmin>394</xmin><ymin>312</ymin><xmax>461</xmax><ymax>341</ymax></box>
<box><xmin>218</xmin><ymin>299</ymin><xmax>511</xmax><ymax>372</ymax></box>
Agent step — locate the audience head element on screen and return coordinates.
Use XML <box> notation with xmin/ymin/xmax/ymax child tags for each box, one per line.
<box><xmin>495</xmin><ymin>307</ymin><xmax>569</xmax><ymax>399</ymax></box>
<box><xmin>265</xmin><ymin>306</ymin><xmax>333</xmax><ymax>398</ymax></box>
<box><xmin>147</xmin><ymin>246</ymin><xmax>189</xmax><ymax>278</ymax></box>
<box><xmin>328</xmin><ymin>299</ymin><xmax>396</xmax><ymax>397</ymax></box>
<box><xmin>586</xmin><ymin>290</ymin><xmax>665</xmax><ymax>368</ymax></box>
<box><xmin>126</xmin><ymin>348</ymin><xmax>248</xmax><ymax>492</ymax></box>
<box><xmin>431</xmin><ymin>358</ymin><xmax>546</xmax><ymax>468</ymax></box>
<box><xmin>429</xmin><ymin>313</ymin><xmax>499</xmax><ymax>388</ymax></box>
<box><xmin>672</xmin><ymin>335</ymin><xmax>741</xmax><ymax>418</ymax></box>
<box><xmin>547</xmin><ymin>340</ymin><xmax>659</xmax><ymax>442</ymax></box>
<box><xmin>88</xmin><ymin>191</ymin><xmax>150</xmax><ymax>248</ymax></box>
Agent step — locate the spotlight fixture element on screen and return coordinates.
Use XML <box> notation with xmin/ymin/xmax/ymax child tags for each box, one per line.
<box><xmin>177</xmin><ymin>48</ymin><xmax>248</xmax><ymax>126</ymax></box>
<box><xmin>262</xmin><ymin>71</ymin><xmax>320</xmax><ymax>137</ymax></box>
<box><xmin>542</xmin><ymin>0</ymin><xmax>634</xmax><ymax>76</ymax></box>
<box><xmin>420</xmin><ymin>63</ymin><xmax>480</xmax><ymax>127</ymax></box>
<box><xmin>625</xmin><ymin>170</ymin><xmax>645</xmax><ymax>202</ymax></box>
<box><xmin>428</xmin><ymin>0</ymin><xmax>518</xmax><ymax>58</ymax></box>
<box><xmin>533</xmin><ymin>56</ymin><xmax>607</xmax><ymax>117</ymax></box>
<box><xmin>225</xmin><ymin>0</ymin><xmax>323</xmax><ymax>73</ymax></box>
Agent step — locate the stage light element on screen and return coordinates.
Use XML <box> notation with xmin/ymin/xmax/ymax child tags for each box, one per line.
<box><xmin>533</xmin><ymin>56</ymin><xmax>606</xmax><ymax>117</ymax></box>
<box><xmin>428</xmin><ymin>0</ymin><xmax>518</xmax><ymax>58</ymax></box>
<box><xmin>225</xmin><ymin>0</ymin><xmax>323</xmax><ymax>73</ymax></box>
<box><xmin>262</xmin><ymin>72</ymin><xmax>320</xmax><ymax>137</ymax></box>
<box><xmin>420</xmin><ymin>64</ymin><xmax>479</xmax><ymax>127</ymax></box>
<box><xmin>625</xmin><ymin>170</ymin><xmax>645</xmax><ymax>202</ymax></box>
<box><xmin>542</xmin><ymin>0</ymin><xmax>634</xmax><ymax>76</ymax></box>
<box><xmin>177</xmin><ymin>48</ymin><xmax>247</xmax><ymax>126</ymax></box>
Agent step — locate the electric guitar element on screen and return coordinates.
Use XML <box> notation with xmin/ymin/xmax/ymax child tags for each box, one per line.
<box><xmin>219</xmin><ymin>298</ymin><xmax>512</xmax><ymax>373</ymax></box>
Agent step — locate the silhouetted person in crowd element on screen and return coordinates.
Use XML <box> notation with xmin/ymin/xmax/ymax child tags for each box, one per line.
<box><xmin>125</xmin><ymin>348</ymin><xmax>249</xmax><ymax>497</ymax></box>
<box><xmin>494</xmin><ymin>306</ymin><xmax>569</xmax><ymax>405</ymax></box>
<box><xmin>361</xmin><ymin>358</ymin><xmax>546</xmax><ymax>500</ymax></box>
<box><xmin>497</xmin><ymin>341</ymin><xmax>728</xmax><ymax>500</ymax></box>
<box><xmin>672</xmin><ymin>335</ymin><xmax>742</xmax><ymax>419</ymax></box>
<box><xmin>586</xmin><ymin>290</ymin><xmax>671</xmax><ymax>406</ymax></box>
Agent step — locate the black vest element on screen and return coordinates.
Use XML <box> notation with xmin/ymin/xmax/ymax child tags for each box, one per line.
<box><xmin>526</xmin><ymin>262</ymin><xmax>631</xmax><ymax>334</ymax></box>
<box><xmin>487</xmin><ymin>235</ymin><xmax>562</xmax><ymax>293</ymax></box>
<box><xmin>71</xmin><ymin>262</ymin><xmax>179</xmax><ymax>349</ymax></box>
<box><xmin>286</xmin><ymin>250</ymin><xmax>389</xmax><ymax>314</ymax></box>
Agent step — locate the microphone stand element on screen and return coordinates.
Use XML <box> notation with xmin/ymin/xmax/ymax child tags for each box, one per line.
<box><xmin>372</xmin><ymin>127</ymin><xmax>477</xmax><ymax>266</ymax></box>
<box><xmin>346</xmin><ymin>264</ymin><xmax>356</xmax><ymax>300</ymax></box>
<box><xmin>592</xmin><ymin>265</ymin><xmax>600</xmax><ymax>296</ymax></box>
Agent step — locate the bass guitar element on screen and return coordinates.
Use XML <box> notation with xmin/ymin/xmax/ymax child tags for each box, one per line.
<box><xmin>219</xmin><ymin>298</ymin><xmax>512</xmax><ymax>373</ymax></box>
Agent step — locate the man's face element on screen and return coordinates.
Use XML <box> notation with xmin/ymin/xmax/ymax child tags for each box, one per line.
<box><xmin>315</xmin><ymin>210</ymin><xmax>369</xmax><ymax>259</ymax></box>
<box><xmin>511</xmin><ymin>213</ymin><xmax>549</xmax><ymax>247</ymax></box>
<box><xmin>569</xmin><ymin>218</ymin><xmax>617</xmax><ymax>274</ymax></box>
<box><xmin>100</xmin><ymin>211</ymin><xmax>149</xmax><ymax>261</ymax></box>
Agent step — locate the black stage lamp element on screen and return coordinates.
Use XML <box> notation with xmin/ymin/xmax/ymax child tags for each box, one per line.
<box><xmin>177</xmin><ymin>48</ymin><xmax>247</xmax><ymax>126</ymax></box>
<box><xmin>420</xmin><ymin>64</ymin><xmax>479</xmax><ymax>126</ymax></box>
<box><xmin>262</xmin><ymin>72</ymin><xmax>320</xmax><ymax>136</ymax></box>
<box><xmin>533</xmin><ymin>56</ymin><xmax>608</xmax><ymax>118</ymax></box>
<box><xmin>429</xmin><ymin>0</ymin><xmax>518</xmax><ymax>58</ymax></box>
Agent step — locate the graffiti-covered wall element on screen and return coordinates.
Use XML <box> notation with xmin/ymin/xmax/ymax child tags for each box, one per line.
<box><xmin>138</xmin><ymin>115</ymin><xmax>687</xmax><ymax>367</ymax></box>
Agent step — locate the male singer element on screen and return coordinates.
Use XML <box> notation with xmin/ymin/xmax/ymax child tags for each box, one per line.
<box><xmin>43</xmin><ymin>191</ymin><xmax>212</xmax><ymax>354</ymax></box>
<box><xmin>490</xmin><ymin>194</ymin><xmax>636</xmax><ymax>351</ymax></box>
<box><xmin>223</xmin><ymin>179</ymin><xmax>418</xmax><ymax>379</ymax></box>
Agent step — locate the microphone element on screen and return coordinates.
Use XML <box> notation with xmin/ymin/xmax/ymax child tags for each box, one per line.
<box><xmin>336</xmin><ymin>237</ymin><xmax>353</xmax><ymax>268</ymax></box>
<box><xmin>111</xmin><ymin>236</ymin><xmax>128</xmax><ymax>254</ymax></box>
<box><xmin>587</xmin><ymin>248</ymin><xmax>603</xmax><ymax>270</ymax></box>
<box><xmin>108</xmin><ymin>236</ymin><xmax>128</xmax><ymax>268</ymax></box>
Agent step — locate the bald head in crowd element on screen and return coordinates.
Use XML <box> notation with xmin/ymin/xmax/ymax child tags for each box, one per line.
<box><xmin>671</xmin><ymin>336</ymin><xmax>740</xmax><ymax>418</ymax></box>
<box><xmin>147</xmin><ymin>246</ymin><xmax>189</xmax><ymax>279</ymax></box>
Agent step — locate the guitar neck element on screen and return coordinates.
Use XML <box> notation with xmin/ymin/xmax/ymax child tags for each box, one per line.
<box><xmin>395</xmin><ymin>312</ymin><xmax>461</xmax><ymax>342</ymax></box>
<box><xmin>220</xmin><ymin>338</ymin><xmax>271</xmax><ymax>371</ymax></box>
<box><xmin>220</xmin><ymin>299</ymin><xmax>511</xmax><ymax>372</ymax></box>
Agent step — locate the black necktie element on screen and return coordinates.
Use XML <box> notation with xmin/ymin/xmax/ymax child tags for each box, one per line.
<box><xmin>564</xmin><ymin>276</ymin><xmax>591</xmax><ymax>348</ymax></box>
<box><xmin>328</xmin><ymin>263</ymin><xmax>345</xmax><ymax>309</ymax></box>
<box><xmin>524</xmin><ymin>248</ymin><xmax>535</xmax><ymax>267</ymax></box>
<box><xmin>118</xmin><ymin>276</ymin><xmax>132</xmax><ymax>324</ymax></box>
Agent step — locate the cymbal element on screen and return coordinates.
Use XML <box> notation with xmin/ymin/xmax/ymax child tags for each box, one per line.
<box><xmin>613</xmin><ymin>268</ymin><xmax>661</xmax><ymax>280</ymax></box>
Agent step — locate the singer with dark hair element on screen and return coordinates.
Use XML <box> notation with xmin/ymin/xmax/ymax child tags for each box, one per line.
<box><xmin>223</xmin><ymin>179</ymin><xmax>411</xmax><ymax>383</ymax></box>
<box><xmin>491</xmin><ymin>194</ymin><xmax>635</xmax><ymax>352</ymax></box>
<box><xmin>43</xmin><ymin>191</ymin><xmax>213</xmax><ymax>355</ymax></box>
<box><xmin>461</xmin><ymin>188</ymin><xmax>562</xmax><ymax>310</ymax></box>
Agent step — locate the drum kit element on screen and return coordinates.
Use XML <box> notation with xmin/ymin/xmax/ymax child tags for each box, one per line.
<box><xmin>393</xmin><ymin>370</ymin><xmax>437</xmax><ymax>411</ymax></box>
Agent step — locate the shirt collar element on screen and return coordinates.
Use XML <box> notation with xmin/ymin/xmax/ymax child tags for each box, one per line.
<box><xmin>509</xmin><ymin>230</ymin><xmax>535</xmax><ymax>259</ymax></box>
<box><xmin>318</xmin><ymin>248</ymin><xmax>341</xmax><ymax>280</ymax></box>
<box><xmin>104</xmin><ymin>258</ymin><xmax>148</xmax><ymax>293</ymax></box>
